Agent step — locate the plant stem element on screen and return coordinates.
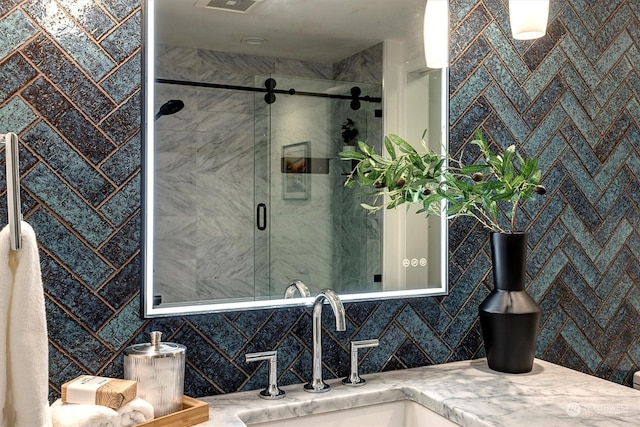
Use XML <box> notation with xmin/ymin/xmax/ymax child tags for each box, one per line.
<box><xmin>455</xmin><ymin>209</ymin><xmax>506</xmax><ymax>234</ymax></box>
<box><xmin>511</xmin><ymin>200</ymin><xmax>518</xmax><ymax>233</ymax></box>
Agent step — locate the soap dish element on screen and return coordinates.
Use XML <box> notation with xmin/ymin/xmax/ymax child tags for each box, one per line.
<box><xmin>136</xmin><ymin>396</ymin><xmax>209</xmax><ymax>426</ymax></box>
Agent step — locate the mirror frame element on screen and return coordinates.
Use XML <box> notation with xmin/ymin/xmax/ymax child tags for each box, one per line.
<box><xmin>141</xmin><ymin>0</ymin><xmax>449</xmax><ymax>318</ymax></box>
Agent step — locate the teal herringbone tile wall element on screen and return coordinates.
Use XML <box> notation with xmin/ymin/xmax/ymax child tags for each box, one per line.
<box><xmin>448</xmin><ymin>0</ymin><xmax>640</xmax><ymax>383</ymax></box>
<box><xmin>0</xmin><ymin>0</ymin><xmax>639</xmax><ymax>400</ymax></box>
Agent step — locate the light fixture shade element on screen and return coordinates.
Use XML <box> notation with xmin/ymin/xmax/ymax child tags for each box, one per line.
<box><xmin>424</xmin><ymin>0</ymin><xmax>449</xmax><ymax>69</ymax></box>
<box><xmin>509</xmin><ymin>0</ymin><xmax>549</xmax><ymax>40</ymax></box>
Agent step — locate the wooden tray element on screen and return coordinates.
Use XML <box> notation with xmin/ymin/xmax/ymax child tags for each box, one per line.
<box><xmin>136</xmin><ymin>396</ymin><xmax>209</xmax><ymax>426</ymax></box>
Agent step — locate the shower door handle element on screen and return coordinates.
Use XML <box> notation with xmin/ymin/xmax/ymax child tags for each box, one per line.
<box><xmin>257</xmin><ymin>203</ymin><xmax>267</xmax><ymax>231</ymax></box>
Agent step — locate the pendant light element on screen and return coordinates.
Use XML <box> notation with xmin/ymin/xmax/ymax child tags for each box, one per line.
<box><xmin>424</xmin><ymin>0</ymin><xmax>449</xmax><ymax>68</ymax></box>
<box><xmin>509</xmin><ymin>0</ymin><xmax>550</xmax><ymax>40</ymax></box>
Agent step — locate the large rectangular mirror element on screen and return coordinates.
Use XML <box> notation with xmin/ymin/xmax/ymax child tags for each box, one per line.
<box><xmin>143</xmin><ymin>0</ymin><xmax>449</xmax><ymax>317</ymax></box>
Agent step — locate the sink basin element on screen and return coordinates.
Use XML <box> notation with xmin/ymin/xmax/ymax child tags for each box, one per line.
<box><xmin>245</xmin><ymin>399</ymin><xmax>459</xmax><ymax>427</ymax></box>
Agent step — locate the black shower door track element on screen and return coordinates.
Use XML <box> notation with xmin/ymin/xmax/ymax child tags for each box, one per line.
<box><xmin>155</xmin><ymin>78</ymin><xmax>382</xmax><ymax>105</ymax></box>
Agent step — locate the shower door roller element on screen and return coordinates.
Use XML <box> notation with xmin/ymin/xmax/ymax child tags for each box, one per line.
<box><xmin>256</xmin><ymin>203</ymin><xmax>267</xmax><ymax>231</ymax></box>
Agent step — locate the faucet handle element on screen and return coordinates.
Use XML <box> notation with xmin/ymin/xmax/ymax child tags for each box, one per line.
<box><xmin>245</xmin><ymin>350</ymin><xmax>286</xmax><ymax>399</ymax></box>
<box><xmin>342</xmin><ymin>339</ymin><xmax>379</xmax><ymax>386</ymax></box>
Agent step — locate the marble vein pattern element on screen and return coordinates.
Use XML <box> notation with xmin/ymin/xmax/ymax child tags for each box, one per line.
<box><xmin>199</xmin><ymin>359</ymin><xmax>640</xmax><ymax>427</ymax></box>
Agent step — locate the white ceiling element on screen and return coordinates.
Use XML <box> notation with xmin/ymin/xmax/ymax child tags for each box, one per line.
<box><xmin>154</xmin><ymin>0</ymin><xmax>426</xmax><ymax>64</ymax></box>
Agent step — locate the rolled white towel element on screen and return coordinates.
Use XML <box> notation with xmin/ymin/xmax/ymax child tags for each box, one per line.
<box><xmin>118</xmin><ymin>397</ymin><xmax>154</xmax><ymax>426</ymax></box>
<box><xmin>50</xmin><ymin>399</ymin><xmax>118</xmax><ymax>427</ymax></box>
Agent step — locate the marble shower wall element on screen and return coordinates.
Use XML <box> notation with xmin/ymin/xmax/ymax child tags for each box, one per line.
<box><xmin>1</xmin><ymin>0</ymin><xmax>640</xmax><ymax>401</ymax></box>
<box><xmin>330</xmin><ymin>44</ymin><xmax>385</xmax><ymax>293</ymax></box>
<box><xmin>154</xmin><ymin>45</ymin><xmax>289</xmax><ymax>303</ymax></box>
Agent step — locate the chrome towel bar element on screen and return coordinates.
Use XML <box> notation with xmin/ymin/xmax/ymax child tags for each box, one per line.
<box><xmin>1</xmin><ymin>132</ymin><xmax>22</xmax><ymax>251</ymax></box>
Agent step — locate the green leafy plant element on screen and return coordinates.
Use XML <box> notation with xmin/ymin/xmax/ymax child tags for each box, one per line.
<box><xmin>339</xmin><ymin>129</ymin><xmax>546</xmax><ymax>234</ymax></box>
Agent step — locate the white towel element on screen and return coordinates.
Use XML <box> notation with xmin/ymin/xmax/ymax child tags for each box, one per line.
<box><xmin>0</xmin><ymin>221</ymin><xmax>51</xmax><ymax>427</ymax></box>
<box><xmin>118</xmin><ymin>398</ymin><xmax>154</xmax><ymax>427</ymax></box>
<box><xmin>50</xmin><ymin>397</ymin><xmax>154</xmax><ymax>427</ymax></box>
<box><xmin>50</xmin><ymin>400</ymin><xmax>118</xmax><ymax>427</ymax></box>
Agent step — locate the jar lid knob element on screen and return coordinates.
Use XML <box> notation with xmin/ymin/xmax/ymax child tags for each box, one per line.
<box><xmin>150</xmin><ymin>331</ymin><xmax>162</xmax><ymax>347</ymax></box>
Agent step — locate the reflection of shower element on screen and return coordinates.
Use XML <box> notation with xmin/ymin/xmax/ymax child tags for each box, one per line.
<box><xmin>153</xmin><ymin>72</ymin><xmax>383</xmax><ymax>304</ymax></box>
<box><xmin>154</xmin><ymin>99</ymin><xmax>184</xmax><ymax>120</ymax></box>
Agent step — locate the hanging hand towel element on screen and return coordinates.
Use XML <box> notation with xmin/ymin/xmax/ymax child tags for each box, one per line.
<box><xmin>0</xmin><ymin>222</ymin><xmax>51</xmax><ymax>427</ymax></box>
<box><xmin>50</xmin><ymin>400</ymin><xmax>118</xmax><ymax>427</ymax></box>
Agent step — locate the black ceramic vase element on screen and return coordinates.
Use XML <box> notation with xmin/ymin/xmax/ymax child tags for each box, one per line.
<box><xmin>479</xmin><ymin>232</ymin><xmax>541</xmax><ymax>373</ymax></box>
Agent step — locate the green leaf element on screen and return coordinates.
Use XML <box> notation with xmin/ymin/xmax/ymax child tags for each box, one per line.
<box><xmin>360</xmin><ymin>203</ymin><xmax>380</xmax><ymax>211</ymax></box>
<box><xmin>384</xmin><ymin>136</ymin><xmax>397</xmax><ymax>160</ymax></box>
<box><xmin>357</xmin><ymin>140</ymin><xmax>374</xmax><ymax>156</ymax></box>
<box><xmin>460</xmin><ymin>164</ymin><xmax>489</xmax><ymax>174</ymax></box>
<box><xmin>488</xmin><ymin>200</ymin><xmax>499</xmax><ymax>221</ymax></box>
<box><xmin>519</xmin><ymin>157</ymin><xmax>536</xmax><ymax>178</ymax></box>
<box><xmin>370</xmin><ymin>152</ymin><xmax>390</xmax><ymax>165</ymax></box>
<box><xmin>501</xmin><ymin>147</ymin><xmax>513</xmax><ymax>178</ymax></box>
<box><xmin>451</xmin><ymin>179</ymin><xmax>475</xmax><ymax>192</ymax></box>
<box><xmin>388</xmin><ymin>134</ymin><xmax>418</xmax><ymax>154</ymax></box>
<box><xmin>409</xmin><ymin>153</ymin><xmax>424</xmax><ymax>169</ymax></box>
<box><xmin>480</xmin><ymin>181</ymin><xmax>506</xmax><ymax>191</ymax></box>
<box><xmin>474</xmin><ymin>128</ymin><xmax>487</xmax><ymax>145</ymax></box>
<box><xmin>428</xmin><ymin>163</ymin><xmax>442</xmax><ymax>176</ymax></box>
<box><xmin>531</xmin><ymin>169</ymin><xmax>542</xmax><ymax>184</ymax></box>
<box><xmin>357</xmin><ymin>164</ymin><xmax>372</xmax><ymax>183</ymax></box>
<box><xmin>338</xmin><ymin>151</ymin><xmax>365</xmax><ymax>160</ymax></box>
<box><xmin>511</xmin><ymin>175</ymin><xmax>524</xmax><ymax>188</ymax></box>
<box><xmin>491</xmin><ymin>190</ymin><xmax>515</xmax><ymax>201</ymax></box>
<box><xmin>422</xmin><ymin>193</ymin><xmax>444</xmax><ymax>205</ymax></box>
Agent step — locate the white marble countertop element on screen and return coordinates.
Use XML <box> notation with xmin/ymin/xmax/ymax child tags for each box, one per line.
<box><xmin>194</xmin><ymin>358</ymin><xmax>640</xmax><ymax>426</ymax></box>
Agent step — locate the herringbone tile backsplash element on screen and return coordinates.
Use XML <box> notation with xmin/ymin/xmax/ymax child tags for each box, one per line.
<box><xmin>1</xmin><ymin>0</ymin><xmax>639</xmax><ymax>400</ymax></box>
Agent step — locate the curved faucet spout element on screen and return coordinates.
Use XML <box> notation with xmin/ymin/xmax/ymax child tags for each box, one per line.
<box><xmin>283</xmin><ymin>280</ymin><xmax>311</xmax><ymax>299</ymax></box>
<box><xmin>305</xmin><ymin>289</ymin><xmax>346</xmax><ymax>393</ymax></box>
<box><xmin>313</xmin><ymin>289</ymin><xmax>346</xmax><ymax>331</ymax></box>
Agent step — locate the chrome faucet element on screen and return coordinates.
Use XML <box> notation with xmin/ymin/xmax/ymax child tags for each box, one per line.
<box><xmin>283</xmin><ymin>280</ymin><xmax>311</xmax><ymax>298</ymax></box>
<box><xmin>342</xmin><ymin>339</ymin><xmax>379</xmax><ymax>386</ymax></box>
<box><xmin>304</xmin><ymin>289</ymin><xmax>346</xmax><ymax>393</ymax></box>
<box><xmin>245</xmin><ymin>350</ymin><xmax>285</xmax><ymax>400</ymax></box>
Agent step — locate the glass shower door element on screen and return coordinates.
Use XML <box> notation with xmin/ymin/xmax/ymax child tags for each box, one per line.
<box><xmin>254</xmin><ymin>74</ymin><xmax>383</xmax><ymax>299</ymax></box>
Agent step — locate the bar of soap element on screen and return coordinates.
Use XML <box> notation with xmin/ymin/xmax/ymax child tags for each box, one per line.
<box><xmin>61</xmin><ymin>376</ymin><xmax>137</xmax><ymax>409</ymax></box>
